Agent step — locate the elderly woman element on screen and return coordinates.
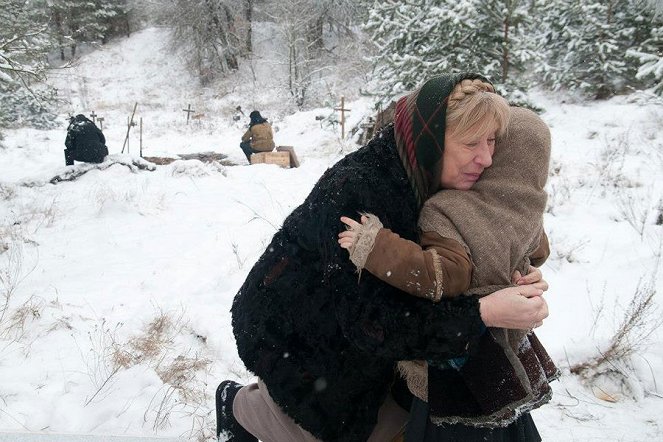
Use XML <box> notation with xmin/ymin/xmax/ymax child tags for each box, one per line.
<box><xmin>221</xmin><ymin>73</ymin><xmax>549</xmax><ymax>442</ymax></box>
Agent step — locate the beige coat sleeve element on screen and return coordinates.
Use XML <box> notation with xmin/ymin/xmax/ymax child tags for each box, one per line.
<box><xmin>362</xmin><ymin>229</ymin><xmax>472</xmax><ymax>302</ymax></box>
<box><xmin>241</xmin><ymin>128</ymin><xmax>251</xmax><ymax>142</ymax></box>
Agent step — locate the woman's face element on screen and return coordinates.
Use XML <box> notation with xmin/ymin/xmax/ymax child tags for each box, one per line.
<box><xmin>440</xmin><ymin>128</ymin><xmax>496</xmax><ymax>190</ymax></box>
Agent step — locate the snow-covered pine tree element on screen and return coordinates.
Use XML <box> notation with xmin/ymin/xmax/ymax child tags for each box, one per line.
<box><xmin>628</xmin><ymin>27</ymin><xmax>663</xmax><ymax>95</ymax></box>
<box><xmin>93</xmin><ymin>0</ymin><xmax>132</xmax><ymax>44</ymax></box>
<box><xmin>471</xmin><ymin>0</ymin><xmax>538</xmax><ymax>105</ymax></box>
<box><xmin>536</xmin><ymin>0</ymin><xmax>656</xmax><ymax>98</ymax></box>
<box><xmin>363</xmin><ymin>0</ymin><xmax>536</xmax><ymax>104</ymax></box>
<box><xmin>536</xmin><ymin>0</ymin><xmax>612</xmax><ymax>98</ymax></box>
<box><xmin>627</xmin><ymin>2</ymin><xmax>663</xmax><ymax>95</ymax></box>
<box><xmin>0</xmin><ymin>0</ymin><xmax>56</xmax><ymax>130</ymax></box>
<box><xmin>364</xmin><ymin>0</ymin><xmax>478</xmax><ymax>98</ymax></box>
<box><xmin>71</xmin><ymin>1</ymin><xmax>130</xmax><ymax>46</ymax></box>
<box><xmin>49</xmin><ymin>0</ymin><xmax>131</xmax><ymax>60</ymax></box>
<box><xmin>645</xmin><ymin>0</ymin><xmax>663</xmax><ymax>15</ymax></box>
<box><xmin>49</xmin><ymin>0</ymin><xmax>98</xmax><ymax>59</ymax></box>
<box><xmin>49</xmin><ymin>0</ymin><xmax>75</xmax><ymax>60</ymax></box>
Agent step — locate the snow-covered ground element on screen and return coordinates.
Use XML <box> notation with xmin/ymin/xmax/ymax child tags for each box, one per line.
<box><xmin>1</xmin><ymin>27</ymin><xmax>662</xmax><ymax>441</ymax></box>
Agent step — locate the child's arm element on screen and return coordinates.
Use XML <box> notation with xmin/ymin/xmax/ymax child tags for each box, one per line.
<box><xmin>338</xmin><ymin>214</ymin><xmax>471</xmax><ymax>302</ymax></box>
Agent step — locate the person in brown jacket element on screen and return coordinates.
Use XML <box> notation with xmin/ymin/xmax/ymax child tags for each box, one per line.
<box><xmin>240</xmin><ymin>110</ymin><xmax>275</xmax><ymax>163</ymax></box>
<box><xmin>339</xmin><ymin>88</ymin><xmax>557</xmax><ymax>440</ymax></box>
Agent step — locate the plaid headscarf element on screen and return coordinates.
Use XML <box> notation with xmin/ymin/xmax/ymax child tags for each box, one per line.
<box><xmin>393</xmin><ymin>73</ymin><xmax>492</xmax><ymax>209</ymax></box>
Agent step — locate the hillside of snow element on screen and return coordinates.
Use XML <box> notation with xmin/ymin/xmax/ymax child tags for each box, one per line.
<box><xmin>0</xmin><ymin>27</ymin><xmax>662</xmax><ymax>441</ymax></box>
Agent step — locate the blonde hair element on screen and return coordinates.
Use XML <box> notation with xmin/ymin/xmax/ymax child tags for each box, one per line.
<box><xmin>446</xmin><ymin>79</ymin><xmax>510</xmax><ymax>143</ymax></box>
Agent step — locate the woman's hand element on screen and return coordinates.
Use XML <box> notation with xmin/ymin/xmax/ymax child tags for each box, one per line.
<box><xmin>512</xmin><ymin>266</ymin><xmax>549</xmax><ymax>292</ymax></box>
<box><xmin>479</xmin><ymin>285</ymin><xmax>548</xmax><ymax>330</ymax></box>
<box><xmin>338</xmin><ymin>215</ymin><xmax>367</xmax><ymax>249</ymax></box>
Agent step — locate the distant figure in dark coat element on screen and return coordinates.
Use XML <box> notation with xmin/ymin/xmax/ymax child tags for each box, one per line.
<box><xmin>64</xmin><ymin>114</ymin><xmax>108</xmax><ymax>166</ymax></box>
<box><xmin>240</xmin><ymin>110</ymin><xmax>275</xmax><ymax>163</ymax></box>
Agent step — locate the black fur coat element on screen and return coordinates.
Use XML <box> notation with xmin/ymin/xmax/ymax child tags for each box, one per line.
<box><xmin>231</xmin><ymin>125</ymin><xmax>484</xmax><ymax>442</ymax></box>
<box><xmin>65</xmin><ymin>114</ymin><xmax>108</xmax><ymax>163</ymax></box>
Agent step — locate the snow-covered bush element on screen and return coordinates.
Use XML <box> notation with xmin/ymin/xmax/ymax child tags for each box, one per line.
<box><xmin>0</xmin><ymin>84</ymin><xmax>58</xmax><ymax>129</ymax></box>
<box><xmin>627</xmin><ymin>25</ymin><xmax>663</xmax><ymax>95</ymax></box>
<box><xmin>536</xmin><ymin>0</ymin><xmax>660</xmax><ymax>99</ymax></box>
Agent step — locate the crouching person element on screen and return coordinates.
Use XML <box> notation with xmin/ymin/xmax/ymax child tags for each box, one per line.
<box><xmin>239</xmin><ymin>110</ymin><xmax>275</xmax><ymax>163</ymax></box>
<box><xmin>64</xmin><ymin>114</ymin><xmax>109</xmax><ymax>166</ymax></box>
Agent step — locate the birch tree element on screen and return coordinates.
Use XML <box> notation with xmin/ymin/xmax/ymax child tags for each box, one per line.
<box><xmin>157</xmin><ymin>0</ymin><xmax>242</xmax><ymax>84</ymax></box>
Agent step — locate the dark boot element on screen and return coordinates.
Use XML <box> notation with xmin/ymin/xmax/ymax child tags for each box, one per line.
<box><xmin>64</xmin><ymin>149</ymin><xmax>74</xmax><ymax>166</ymax></box>
<box><xmin>216</xmin><ymin>380</ymin><xmax>257</xmax><ymax>442</ymax></box>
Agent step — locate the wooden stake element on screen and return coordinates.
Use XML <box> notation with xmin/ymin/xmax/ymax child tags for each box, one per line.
<box><xmin>121</xmin><ymin>102</ymin><xmax>138</xmax><ymax>154</ymax></box>
<box><xmin>334</xmin><ymin>96</ymin><xmax>351</xmax><ymax>139</ymax></box>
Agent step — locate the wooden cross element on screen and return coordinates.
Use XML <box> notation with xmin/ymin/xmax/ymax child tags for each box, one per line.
<box><xmin>97</xmin><ymin>117</ymin><xmax>105</xmax><ymax>130</ymax></box>
<box><xmin>183</xmin><ymin>104</ymin><xmax>195</xmax><ymax>124</ymax></box>
<box><xmin>334</xmin><ymin>96</ymin><xmax>351</xmax><ymax>139</ymax></box>
<box><xmin>90</xmin><ymin>111</ymin><xmax>98</xmax><ymax>122</ymax></box>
